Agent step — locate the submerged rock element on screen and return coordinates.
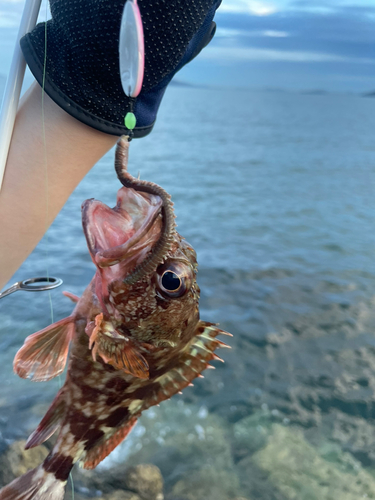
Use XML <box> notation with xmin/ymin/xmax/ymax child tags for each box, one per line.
<box><xmin>104</xmin><ymin>491</ymin><xmax>142</xmax><ymax>500</ymax></box>
<box><xmin>0</xmin><ymin>439</ymin><xmax>163</xmax><ymax>500</ymax></box>
<box><xmin>116</xmin><ymin>402</ymin><xmax>242</xmax><ymax>500</ymax></box>
<box><xmin>0</xmin><ymin>439</ymin><xmax>49</xmax><ymax>486</ymax></box>
<box><xmin>124</xmin><ymin>465</ymin><xmax>163</xmax><ymax>500</ymax></box>
<box><xmin>252</xmin><ymin>424</ymin><xmax>375</xmax><ymax>500</ymax></box>
<box><xmin>232</xmin><ymin>410</ymin><xmax>274</xmax><ymax>462</ymax></box>
<box><xmin>72</xmin><ymin>462</ymin><xmax>164</xmax><ymax>500</ymax></box>
<box><xmin>168</xmin><ymin>467</ymin><xmax>240</xmax><ymax>500</ymax></box>
<box><xmin>65</xmin><ymin>489</ymin><xmax>142</xmax><ymax>500</ymax></box>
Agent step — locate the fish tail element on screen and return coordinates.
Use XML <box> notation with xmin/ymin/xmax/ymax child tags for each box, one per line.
<box><xmin>0</xmin><ymin>460</ymin><xmax>67</xmax><ymax>500</ymax></box>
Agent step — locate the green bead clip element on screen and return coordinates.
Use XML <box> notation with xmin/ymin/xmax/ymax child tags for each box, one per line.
<box><xmin>124</xmin><ymin>112</ymin><xmax>136</xmax><ymax>130</ymax></box>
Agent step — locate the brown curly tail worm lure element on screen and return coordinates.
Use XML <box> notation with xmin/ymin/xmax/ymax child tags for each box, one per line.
<box><xmin>115</xmin><ymin>135</ymin><xmax>176</xmax><ymax>285</ymax></box>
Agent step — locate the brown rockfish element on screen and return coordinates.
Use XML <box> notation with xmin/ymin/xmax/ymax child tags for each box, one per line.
<box><xmin>0</xmin><ymin>136</ymin><xmax>231</xmax><ymax>500</ymax></box>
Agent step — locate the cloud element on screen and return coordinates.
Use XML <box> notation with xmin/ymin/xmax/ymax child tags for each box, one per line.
<box><xmin>0</xmin><ymin>10</ymin><xmax>19</xmax><ymax>27</ymax></box>
<box><xmin>189</xmin><ymin>1</ymin><xmax>375</xmax><ymax>92</ymax></box>
<box><xmin>290</xmin><ymin>0</ymin><xmax>375</xmax><ymax>12</ymax></box>
<box><xmin>200</xmin><ymin>45</ymin><xmax>374</xmax><ymax>64</ymax></box>
<box><xmin>0</xmin><ymin>0</ymin><xmax>50</xmax><ymax>26</ymax></box>
<box><xmin>215</xmin><ymin>6</ymin><xmax>375</xmax><ymax>50</ymax></box>
<box><xmin>220</xmin><ymin>0</ymin><xmax>277</xmax><ymax>16</ymax></box>
<box><xmin>216</xmin><ymin>27</ymin><xmax>290</xmax><ymax>38</ymax></box>
<box><xmin>263</xmin><ymin>30</ymin><xmax>289</xmax><ymax>37</ymax></box>
<box><xmin>216</xmin><ymin>27</ymin><xmax>244</xmax><ymax>38</ymax></box>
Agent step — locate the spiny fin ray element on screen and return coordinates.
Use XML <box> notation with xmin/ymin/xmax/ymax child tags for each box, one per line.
<box><xmin>137</xmin><ymin>321</ymin><xmax>230</xmax><ymax>412</ymax></box>
<box><xmin>62</xmin><ymin>291</ymin><xmax>80</xmax><ymax>303</ymax></box>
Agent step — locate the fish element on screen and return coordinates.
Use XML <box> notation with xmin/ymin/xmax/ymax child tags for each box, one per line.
<box><xmin>0</xmin><ymin>136</ymin><xmax>231</xmax><ymax>500</ymax></box>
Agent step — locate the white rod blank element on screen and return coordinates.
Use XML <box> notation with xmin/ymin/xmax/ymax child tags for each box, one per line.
<box><xmin>0</xmin><ymin>0</ymin><xmax>42</xmax><ymax>190</ymax></box>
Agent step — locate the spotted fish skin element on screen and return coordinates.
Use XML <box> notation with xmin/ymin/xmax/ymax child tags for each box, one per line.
<box><xmin>1</xmin><ymin>254</ymin><xmax>229</xmax><ymax>497</ymax></box>
<box><xmin>0</xmin><ymin>139</ymin><xmax>231</xmax><ymax>499</ymax></box>
<box><xmin>38</xmin><ymin>314</ymin><xmax>227</xmax><ymax>474</ymax></box>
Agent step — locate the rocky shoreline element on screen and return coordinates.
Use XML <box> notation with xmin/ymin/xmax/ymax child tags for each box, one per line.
<box><xmin>2</xmin><ymin>399</ymin><xmax>375</xmax><ymax>500</ymax></box>
<box><xmin>2</xmin><ymin>277</ymin><xmax>375</xmax><ymax>499</ymax></box>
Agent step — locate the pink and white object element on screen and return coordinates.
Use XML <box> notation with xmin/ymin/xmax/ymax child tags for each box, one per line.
<box><xmin>119</xmin><ymin>0</ymin><xmax>145</xmax><ymax>98</ymax></box>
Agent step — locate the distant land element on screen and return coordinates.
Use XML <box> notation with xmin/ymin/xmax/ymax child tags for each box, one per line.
<box><xmin>169</xmin><ymin>79</ymin><xmax>203</xmax><ymax>89</ymax></box>
<box><xmin>168</xmin><ymin>83</ymin><xmax>360</xmax><ymax>96</ymax></box>
<box><xmin>300</xmin><ymin>89</ymin><xmax>330</xmax><ymax>95</ymax></box>
<box><xmin>0</xmin><ymin>73</ymin><xmax>372</xmax><ymax>99</ymax></box>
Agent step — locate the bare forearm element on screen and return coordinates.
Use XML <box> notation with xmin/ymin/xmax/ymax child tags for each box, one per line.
<box><xmin>0</xmin><ymin>82</ymin><xmax>117</xmax><ymax>289</ymax></box>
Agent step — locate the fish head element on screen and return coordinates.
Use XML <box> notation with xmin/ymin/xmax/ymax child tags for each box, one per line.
<box><xmin>109</xmin><ymin>234</ymin><xmax>200</xmax><ymax>348</ymax></box>
<box><xmin>82</xmin><ymin>186</ymin><xmax>163</xmax><ymax>280</ymax></box>
<box><xmin>82</xmin><ymin>187</ymin><xmax>200</xmax><ymax>349</ymax></box>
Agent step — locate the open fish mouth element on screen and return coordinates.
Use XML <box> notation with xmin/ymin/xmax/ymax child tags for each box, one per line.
<box><xmin>82</xmin><ymin>186</ymin><xmax>163</xmax><ymax>276</ymax></box>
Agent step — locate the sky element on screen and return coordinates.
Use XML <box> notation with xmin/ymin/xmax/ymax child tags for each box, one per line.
<box><xmin>0</xmin><ymin>0</ymin><xmax>374</xmax><ymax>92</ymax></box>
<box><xmin>188</xmin><ymin>0</ymin><xmax>375</xmax><ymax>92</ymax></box>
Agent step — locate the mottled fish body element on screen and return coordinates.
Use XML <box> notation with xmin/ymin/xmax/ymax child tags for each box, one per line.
<box><xmin>0</xmin><ymin>137</ymin><xmax>230</xmax><ymax>500</ymax></box>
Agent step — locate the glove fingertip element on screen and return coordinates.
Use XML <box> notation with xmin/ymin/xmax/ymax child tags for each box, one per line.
<box><xmin>186</xmin><ymin>21</ymin><xmax>217</xmax><ymax>64</ymax></box>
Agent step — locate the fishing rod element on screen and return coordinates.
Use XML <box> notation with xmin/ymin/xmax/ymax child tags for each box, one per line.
<box><xmin>0</xmin><ymin>0</ymin><xmax>42</xmax><ymax>190</ymax></box>
<box><xmin>0</xmin><ymin>0</ymin><xmax>62</xmax><ymax>298</ymax></box>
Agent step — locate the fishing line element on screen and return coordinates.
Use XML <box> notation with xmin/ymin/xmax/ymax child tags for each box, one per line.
<box><xmin>41</xmin><ymin>0</ymin><xmax>53</xmax><ymax>326</ymax></box>
<box><xmin>40</xmin><ymin>3</ymin><xmax>74</xmax><ymax>498</ymax></box>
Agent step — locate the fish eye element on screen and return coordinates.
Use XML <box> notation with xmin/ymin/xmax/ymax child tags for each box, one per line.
<box><xmin>155</xmin><ymin>261</ymin><xmax>193</xmax><ymax>299</ymax></box>
<box><xmin>161</xmin><ymin>271</ymin><xmax>182</xmax><ymax>292</ymax></box>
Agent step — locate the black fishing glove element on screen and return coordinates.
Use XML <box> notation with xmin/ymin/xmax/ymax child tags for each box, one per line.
<box><xmin>21</xmin><ymin>0</ymin><xmax>220</xmax><ymax>138</ymax></box>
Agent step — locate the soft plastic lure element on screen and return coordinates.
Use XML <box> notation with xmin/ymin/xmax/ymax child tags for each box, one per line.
<box><xmin>119</xmin><ymin>0</ymin><xmax>145</xmax><ymax>131</ymax></box>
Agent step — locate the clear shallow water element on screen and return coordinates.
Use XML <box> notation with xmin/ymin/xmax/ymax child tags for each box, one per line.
<box><xmin>1</xmin><ymin>86</ymin><xmax>375</xmax><ymax>498</ymax></box>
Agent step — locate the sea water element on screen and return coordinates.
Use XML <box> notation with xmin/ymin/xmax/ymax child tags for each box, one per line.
<box><xmin>1</xmin><ymin>74</ymin><xmax>375</xmax><ymax>497</ymax></box>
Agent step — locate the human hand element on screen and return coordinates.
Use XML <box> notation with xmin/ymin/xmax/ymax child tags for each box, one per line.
<box><xmin>21</xmin><ymin>0</ymin><xmax>221</xmax><ymax>138</ymax></box>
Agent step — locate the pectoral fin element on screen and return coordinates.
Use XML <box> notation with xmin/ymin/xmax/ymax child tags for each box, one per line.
<box><xmin>98</xmin><ymin>340</ymin><xmax>149</xmax><ymax>379</ymax></box>
<box><xmin>88</xmin><ymin>314</ymin><xmax>149</xmax><ymax>379</ymax></box>
<box><xmin>14</xmin><ymin>316</ymin><xmax>75</xmax><ymax>382</ymax></box>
